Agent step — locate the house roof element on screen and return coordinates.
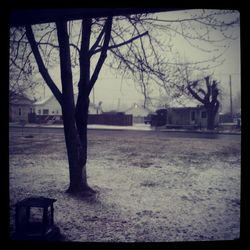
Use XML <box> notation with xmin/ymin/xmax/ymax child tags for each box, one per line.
<box><xmin>10</xmin><ymin>92</ymin><xmax>34</xmax><ymax>105</ymax></box>
<box><xmin>34</xmin><ymin>93</ymin><xmax>98</xmax><ymax>109</ymax></box>
<box><xmin>168</xmin><ymin>106</ymin><xmax>204</xmax><ymax>111</ymax></box>
<box><xmin>168</xmin><ymin>97</ymin><xmax>201</xmax><ymax>108</ymax></box>
<box><xmin>124</xmin><ymin>103</ymin><xmax>151</xmax><ymax>116</ymax></box>
<box><xmin>34</xmin><ymin>95</ymin><xmax>54</xmax><ymax>105</ymax></box>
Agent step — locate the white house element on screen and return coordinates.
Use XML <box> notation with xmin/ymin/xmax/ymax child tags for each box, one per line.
<box><xmin>34</xmin><ymin>94</ymin><xmax>99</xmax><ymax>117</ymax></box>
<box><xmin>124</xmin><ymin>103</ymin><xmax>151</xmax><ymax>124</ymax></box>
<box><xmin>35</xmin><ymin>95</ymin><xmax>61</xmax><ymax>116</ymax></box>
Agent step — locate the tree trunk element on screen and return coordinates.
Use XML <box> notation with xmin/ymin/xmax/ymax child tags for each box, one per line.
<box><xmin>61</xmin><ymin>97</ymin><xmax>95</xmax><ymax>195</ymax></box>
<box><xmin>73</xmin><ymin>94</ymin><xmax>96</xmax><ymax>195</ymax></box>
<box><xmin>206</xmin><ymin>107</ymin><xmax>216</xmax><ymax>130</ymax></box>
<box><xmin>61</xmin><ymin>105</ymin><xmax>84</xmax><ymax>191</ymax></box>
<box><xmin>61</xmin><ymin>98</ymin><xmax>95</xmax><ymax>195</ymax></box>
<box><xmin>56</xmin><ymin>20</ymin><xmax>94</xmax><ymax>196</ymax></box>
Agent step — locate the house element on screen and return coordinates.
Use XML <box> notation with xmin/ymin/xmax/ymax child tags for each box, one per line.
<box><xmin>34</xmin><ymin>95</ymin><xmax>62</xmax><ymax>116</ymax></box>
<box><xmin>149</xmin><ymin>103</ymin><xmax>219</xmax><ymax>129</ymax></box>
<box><xmin>124</xmin><ymin>103</ymin><xmax>151</xmax><ymax>124</ymax></box>
<box><xmin>34</xmin><ymin>94</ymin><xmax>99</xmax><ymax>123</ymax></box>
<box><xmin>9</xmin><ymin>92</ymin><xmax>35</xmax><ymax>123</ymax></box>
<box><xmin>165</xmin><ymin>105</ymin><xmax>219</xmax><ymax>129</ymax></box>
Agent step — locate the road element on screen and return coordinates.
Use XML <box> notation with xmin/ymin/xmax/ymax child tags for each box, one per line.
<box><xmin>9</xmin><ymin>126</ymin><xmax>241</xmax><ymax>141</ymax></box>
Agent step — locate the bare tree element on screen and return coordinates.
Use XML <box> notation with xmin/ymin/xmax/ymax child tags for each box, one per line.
<box><xmin>9</xmin><ymin>27</ymin><xmax>42</xmax><ymax>101</ymax></box>
<box><xmin>187</xmin><ymin>76</ymin><xmax>220</xmax><ymax>130</ymax></box>
<box><xmin>9</xmin><ymin>9</ymin><xmax>240</xmax><ymax>196</ymax></box>
<box><xmin>106</xmin><ymin>9</ymin><xmax>239</xmax><ymax>109</ymax></box>
<box><xmin>21</xmin><ymin>16</ymin><xmax>151</xmax><ymax>196</ymax></box>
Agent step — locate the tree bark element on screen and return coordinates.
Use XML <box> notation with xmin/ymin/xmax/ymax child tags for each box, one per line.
<box><xmin>206</xmin><ymin>104</ymin><xmax>218</xmax><ymax>130</ymax></box>
<box><xmin>206</xmin><ymin>108</ymin><xmax>215</xmax><ymax>130</ymax></box>
<box><xmin>61</xmin><ymin>104</ymin><xmax>86</xmax><ymax>193</ymax></box>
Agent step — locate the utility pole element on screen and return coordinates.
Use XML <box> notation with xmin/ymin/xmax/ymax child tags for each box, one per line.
<box><xmin>229</xmin><ymin>74</ymin><xmax>233</xmax><ymax>121</ymax></box>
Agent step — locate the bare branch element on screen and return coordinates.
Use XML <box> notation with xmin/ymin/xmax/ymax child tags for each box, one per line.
<box><xmin>37</xmin><ymin>41</ymin><xmax>80</xmax><ymax>53</ymax></box>
<box><xmin>10</xmin><ymin>51</ymin><xmax>33</xmax><ymax>75</ymax></box>
<box><xmin>88</xmin><ymin>16</ymin><xmax>113</xmax><ymax>95</ymax></box>
<box><xmin>25</xmin><ymin>25</ymin><xmax>63</xmax><ymax>105</ymax></box>
<box><xmin>187</xmin><ymin>82</ymin><xmax>206</xmax><ymax>104</ymax></box>
<box><xmin>92</xmin><ymin>31</ymin><xmax>148</xmax><ymax>55</ymax></box>
<box><xmin>56</xmin><ymin>21</ymin><xmax>75</xmax><ymax>108</ymax></box>
<box><xmin>11</xmin><ymin>31</ymin><xmax>27</xmax><ymax>66</ymax></box>
<box><xmin>77</xmin><ymin>18</ymin><xmax>92</xmax><ymax>90</ymax></box>
<box><xmin>89</xmin><ymin>20</ymin><xmax>107</xmax><ymax>55</ymax></box>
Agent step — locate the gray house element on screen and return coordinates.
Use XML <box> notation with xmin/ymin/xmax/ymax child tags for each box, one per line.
<box><xmin>165</xmin><ymin>106</ymin><xmax>219</xmax><ymax>129</ymax></box>
<box><xmin>9</xmin><ymin>93</ymin><xmax>35</xmax><ymax>122</ymax></box>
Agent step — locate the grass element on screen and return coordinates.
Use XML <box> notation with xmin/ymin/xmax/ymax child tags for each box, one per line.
<box><xmin>9</xmin><ymin>130</ymin><xmax>241</xmax><ymax>242</ymax></box>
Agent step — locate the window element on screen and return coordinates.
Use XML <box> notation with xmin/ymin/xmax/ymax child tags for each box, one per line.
<box><xmin>18</xmin><ymin>108</ymin><xmax>22</xmax><ymax>116</ymax></box>
<box><xmin>38</xmin><ymin>110</ymin><xmax>41</xmax><ymax>115</ymax></box>
<box><xmin>30</xmin><ymin>108</ymin><xmax>33</xmax><ymax>113</ymax></box>
<box><xmin>201</xmin><ymin>111</ymin><xmax>207</xmax><ymax>119</ymax></box>
<box><xmin>191</xmin><ymin>111</ymin><xmax>195</xmax><ymax>121</ymax></box>
<box><xmin>43</xmin><ymin>109</ymin><xmax>49</xmax><ymax>115</ymax></box>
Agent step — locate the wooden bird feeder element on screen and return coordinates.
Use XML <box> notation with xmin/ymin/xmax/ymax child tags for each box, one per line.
<box><xmin>13</xmin><ymin>196</ymin><xmax>60</xmax><ymax>240</ymax></box>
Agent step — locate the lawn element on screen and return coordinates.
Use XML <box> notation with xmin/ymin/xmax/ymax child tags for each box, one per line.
<box><xmin>9</xmin><ymin>130</ymin><xmax>241</xmax><ymax>242</ymax></box>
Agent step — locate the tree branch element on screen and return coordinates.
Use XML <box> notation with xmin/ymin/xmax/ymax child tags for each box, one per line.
<box><xmin>87</xmin><ymin>16</ymin><xmax>113</xmax><ymax>96</ymax></box>
<box><xmin>91</xmin><ymin>30</ymin><xmax>148</xmax><ymax>55</ymax></box>
<box><xmin>89</xmin><ymin>20</ymin><xmax>107</xmax><ymax>55</ymax></box>
<box><xmin>38</xmin><ymin>41</ymin><xmax>80</xmax><ymax>54</ymax></box>
<box><xmin>187</xmin><ymin>82</ymin><xmax>205</xmax><ymax>104</ymax></box>
<box><xmin>204</xmin><ymin>76</ymin><xmax>211</xmax><ymax>103</ymax></box>
<box><xmin>77</xmin><ymin>18</ymin><xmax>92</xmax><ymax>90</ymax></box>
<box><xmin>25</xmin><ymin>25</ymin><xmax>63</xmax><ymax>105</ymax></box>
<box><xmin>211</xmin><ymin>81</ymin><xmax>219</xmax><ymax>105</ymax></box>
<box><xmin>11</xmin><ymin>31</ymin><xmax>27</xmax><ymax>66</ymax></box>
<box><xmin>56</xmin><ymin>20</ymin><xmax>76</xmax><ymax>113</ymax></box>
<box><xmin>198</xmin><ymin>88</ymin><xmax>206</xmax><ymax>96</ymax></box>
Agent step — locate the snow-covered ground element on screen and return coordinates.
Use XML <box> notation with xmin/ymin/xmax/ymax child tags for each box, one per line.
<box><xmin>10</xmin><ymin>122</ymin><xmax>152</xmax><ymax>131</ymax></box>
<box><xmin>88</xmin><ymin>123</ymin><xmax>152</xmax><ymax>131</ymax></box>
<box><xmin>9</xmin><ymin>122</ymin><xmax>241</xmax><ymax>134</ymax></box>
<box><xmin>9</xmin><ymin>131</ymin><xmax>241</xmax><ymax>242</ymax></box>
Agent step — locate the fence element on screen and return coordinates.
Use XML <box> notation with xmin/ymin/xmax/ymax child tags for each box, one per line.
<box><xmin>29</xmin><ymin>113</ymin><xmax>133</xmax><ymax>126</ymax></box>
<box><xmin>88</xmin><ymin>113</ymin><xmax>133</xmax><ymax>126</ymax></box>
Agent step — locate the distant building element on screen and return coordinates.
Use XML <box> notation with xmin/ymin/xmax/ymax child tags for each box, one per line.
<box><xmin>166</xmin><ymin>106</ymin><xmax>215</xmax><ymax>128</ymax></box>
<box><xmin>124</xmin><ymin>103</ymin><xmax>151</xmax><ymax>124</ymax></box>
<box><xmin>9</xmin><ymin>93</ymin><xmax>35</xmax><ymax>122</ymax></box>
<box><xmin>34</xmin><ymin>95</ymin><xmax>61</xmax><ymax>116</ymax></box>
<box><xmin>34</xmin><ymin>94</ymin><xmax>99</xmax><ymax>116</ymax></box>
<box><xmin>150</xmin><ymin>105</ymin><xmax>219</xmax><ymax>129</ymax></box>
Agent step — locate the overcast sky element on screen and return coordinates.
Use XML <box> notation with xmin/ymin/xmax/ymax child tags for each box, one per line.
<box><xmin>34</xmin><ymin>9</ymin><xmax>240</xmax><ymax>113</ymax></box>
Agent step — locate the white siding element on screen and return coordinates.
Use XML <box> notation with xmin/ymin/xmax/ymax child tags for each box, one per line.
<box><xmin>35</xmin><ymin>96</ymin><xmax>62</xmax><ymax>115</ymax></box>
<box><xmin>35</xmin><ymin>95</ymin><xmax>97</xmax><ymax>115</ymax></box>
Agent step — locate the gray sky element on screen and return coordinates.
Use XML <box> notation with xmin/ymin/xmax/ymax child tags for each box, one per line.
<box><xmin>34</xmin><ymin>9</ymin><xmax>241</xmax><ymax>113</ymax></box>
